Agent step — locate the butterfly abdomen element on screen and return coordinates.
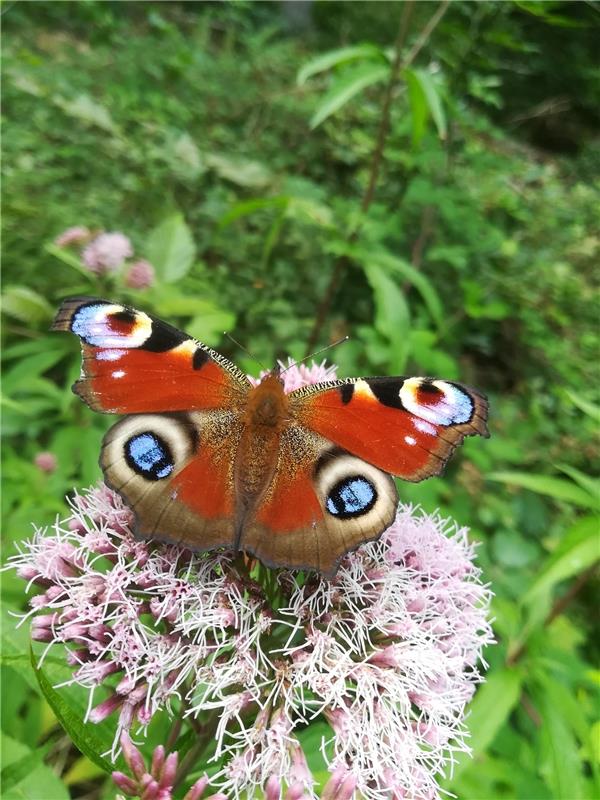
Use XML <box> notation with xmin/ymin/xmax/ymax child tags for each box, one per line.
<box><xmin>233</xmin><ymin>374</ymin><xmax>290</xmax><ymax>550</ymax></box>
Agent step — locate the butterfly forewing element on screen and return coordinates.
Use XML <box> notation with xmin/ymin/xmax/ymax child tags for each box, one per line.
<box><xmin>289</xmin><ymin>376</ymin><xmax>489</xmax><ymax>481</ymax></box>
<box><xmin>52</xmin><ymin>297</ymin><xmax>250</xmax><ymax>414</ymax></box>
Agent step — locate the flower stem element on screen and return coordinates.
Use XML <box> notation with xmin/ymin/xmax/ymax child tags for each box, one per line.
<box><xmin>173</xmin><ymin>710</ymin><xmax>221</xmax><ymax>791</ymax></box>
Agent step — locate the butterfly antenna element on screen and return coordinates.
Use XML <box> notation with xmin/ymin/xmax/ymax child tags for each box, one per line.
<box><xmin>224</xmin><ymin>332</ymin><xmax>267</xmax><ymax>373</ymax></box>
<box><xmin>280</xmin><ymin>336</ymin><xmax>350</xmax><ymax>375</ymax></box>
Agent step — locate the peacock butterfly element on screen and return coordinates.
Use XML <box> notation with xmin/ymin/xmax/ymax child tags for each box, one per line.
<box><xmin>53</xmin><ymin>297</ymin><xmax>489</xmax><ymax>576</ymax></box>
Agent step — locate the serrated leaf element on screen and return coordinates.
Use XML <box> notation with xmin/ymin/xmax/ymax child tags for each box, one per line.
<box><xmin>30</xmin><ymin>645</ymin><xmax>113</xmax><ymax>775</ymax></box>
<box><xmin>146</xmin><ymin>213</ymin><xmax>196</xmax><ymax>283</ymax></box>
<box><xmin>310</xmin><ymin>63</ymin><xmax>389</xmax><ymax>129</ymax></box>
<box><xmin>488</xmin><ymin>471</ymin><xmax>599</xmax><ymax>510</ymax></box>
<box><xmin>297</xmin><ymin>44</ymin><xmax>383</xmax><ymax>85</ymax></box>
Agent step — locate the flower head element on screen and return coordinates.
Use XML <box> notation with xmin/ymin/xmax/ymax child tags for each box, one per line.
<box><xmin>34</xmin><ymin>451</ymin><xmax>58</xmax><ymax>473</ymax></box>
<box><xmin>54</xmin><ymin>226</ymin><xmax>92</xmax><ymax>247</ymax></box>
<box><xmin>82</xmin><ymin>232</ymin><xmax>133</xmax><ymax>273</ymax></box>
<box><xmin>125</xmin><ymin>259</ymin><xmax>155</xmax><ymax>289</ymax></box>
<box><xmin>8</xmin><ymin>362</ymin><xmax>493</xmax><ymax>800</ymax></box>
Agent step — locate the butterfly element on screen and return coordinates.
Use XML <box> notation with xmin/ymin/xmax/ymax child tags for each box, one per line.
<box><xmin>53</xmin><ymin>297</ymin><xmax>489</xmax><ymax>576</ymax></box>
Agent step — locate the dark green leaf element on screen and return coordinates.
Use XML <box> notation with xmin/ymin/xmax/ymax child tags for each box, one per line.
<box><xmin>30</xmin><ymin>645</ymin><xmax>113</xmax><ymax>774</ymax></box>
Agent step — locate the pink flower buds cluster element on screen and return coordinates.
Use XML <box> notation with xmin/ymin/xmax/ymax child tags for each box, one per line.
<box><xmin>54</xmin><ymin>225</ymin><xmax>155</xmax><ymax>287</ymax></box>
<box><xmin>113</xmin><ymin>732</ymin><xmax>225</xmax><ymax>800</ymax></box>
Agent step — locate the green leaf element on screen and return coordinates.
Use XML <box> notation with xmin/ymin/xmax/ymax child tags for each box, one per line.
<box><xmin>30</xmin><ymin>645</ymin><xmax>113</xmax><ymax>774</ymax></box>
<box><xmin>53</xmin><ymin>93</ymin><xmax>118</xmax><ymax>133</ymax></box>
<box><xmin>488</xmin><ymin>471</ymin><xmax>599</xmax><ymax>511</ymax></box>
<box><xmin>403</xmin><ymin>68</ymin><xmax>447</xmax><ymax>141</ymax></box>
<box><xmin>556</xmin><ymin>463</ymin><xmax>600</xmax><ymax>499</ymax></box>
<box><xmin>452</xmin><ymin>668</ymin><xmax>523</xmax><ymax>778</ymax></box>
<box><xmin>565</xmin><ymin>390</ymin><xmax>600</xmax><ymax>423</ymax></box>
<box><xmin>205</xmin><ymin>153</ymin><xmax>272</xmax><ymax>188</ymax></box>
<box><xmin>0</xmin><ymin>742</ymin><xmax>52</xmax><ymax>793</ymax></box>
<box><xmin>0</xmin><ymin>734</ymin><xmax>69</xmax><ymax>800</ymax></box>
<box><xmin>45</xmin><ymin>243</ymin><xmax>94</xmax><ymax>278</ymax></box>
<box><xmin>185</xmin><ymin>303</ymin><xmax>236</xmax><ymax>343</ymax></box>
<box><xmin>310</xmin><ymin>63</ymin><xmax>390</xmax><ymax>129</ymax></box>
<box><xmin>368</xmin><ymin>251</ymin><xmax>444</xmax><ymax>330</ymax></box>
<box><xmin>534</xmin><ymin>679</ymin><xmax>585</xmax><ymax>799</ymax></box>
<box><xmin>1</xmin><ymin>287</ymin><xmax>55</xmax><ymax>325</ymax></box>
<box><xmin>219</xmin><ymin>196</ymin><xmax>289</xmax><ymax>228</ymax></box>
<box><xmin>524</xmin><ymin>516</ymin><xmax>600</xmax><ymax>601</ymax></box>
<box><xmin>297</xmin><ymin>44</ymin><xmax>383</xmax><ymax>85</ymax></box>
<box><xmin>362</xmin><ymin>260</ymin><xmax>411</xmax><ymax>371</ymax></box>
<box><xmin>146</xmin><ymin>213</ymin><xmax>196</xmax><ymax>283</ymax></box>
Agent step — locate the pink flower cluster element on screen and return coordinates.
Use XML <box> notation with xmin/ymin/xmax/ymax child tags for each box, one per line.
<box><xmin>114</xmin><ymin>732</ymin><xmax>224</xmax><ymax>800</ymax></box>
<box><xmin>54</xmin><ymin>226</ymin><xmax>155</xmax><ymax>287</ymax></box>
<box><xmin>9</xmin><ymin>364</ymin><xmax>493</xmax><ymax>800</ymax></box>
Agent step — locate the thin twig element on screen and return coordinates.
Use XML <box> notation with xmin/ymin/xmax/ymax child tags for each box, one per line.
<box><xmin>305</xmin><ymin>1</ymin><xmax>450</xmax><ymax>356</ymax></box>
<box><xmin>361</xmin><ymin>1</ymin><xmax>415</xmax><ymax>213</ymax></box>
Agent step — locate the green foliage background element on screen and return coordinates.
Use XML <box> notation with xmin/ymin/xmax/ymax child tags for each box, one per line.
<box><xmin>1</xmin><ymin>2</ymin><xmax>598</xmax><ymax>799</ymax></box>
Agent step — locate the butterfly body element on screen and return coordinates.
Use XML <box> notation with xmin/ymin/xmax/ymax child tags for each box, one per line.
<box><xmin>53</xmin><ymin>297</ymin><xmax>489</xmax><ymax>576</ymax></box>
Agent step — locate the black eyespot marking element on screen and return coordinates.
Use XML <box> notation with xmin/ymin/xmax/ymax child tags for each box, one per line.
<box><xmin>418</xmin><ymin>381</ymin><xmax>442</xmax><ymax>394</ymax></box>
<box><xmin>192</xmin><ymin>348</ymin><xmax>210</xmax><ymax>370</ymax></box>
<box><xmin>340</xmin><ymin>383</ymin><xmax>354</xmax><ymax>404</ymax></box>
<box><xmin>111</xmin><ymin>309</ymin><xmax>136</xmax><ymax>325</ymax></box>
<box><xmin>368</xmin><ymin>378</ymin><xmax>406</xmax><ymax>410</ymax></box>
<box><xmin>326</xmin><ymin>475</ymin><xmax>377</xmax><ymax>519</ymax></box>
<box><xmin>125</xmin><ymin>432</ymin><xmax>174</xmax><ymax>480</ymax></box>
<box><xmin>143</xmin><ymin>321</ymin><xmax>189</xmax><ymax>353</ymax></box>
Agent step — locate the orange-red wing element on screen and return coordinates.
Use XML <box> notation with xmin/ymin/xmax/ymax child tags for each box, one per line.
<box><xmin>290</xmin><ymin>376</ymin><xmax>489</xmax><ymax>482</ymax></box>
<box><xmin>53</xmin><ymin>297</ymin><xmax>249</xmax><ymax>414</ymax></box>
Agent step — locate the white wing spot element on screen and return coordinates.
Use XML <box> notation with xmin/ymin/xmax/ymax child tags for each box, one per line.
<box><xmin>404</xmin><ymin>435</ymin><xmax>417</xmax><ymax>445</ymax></box>
<box><xmin>413</xmin><ymin>418</ymin><xmax>437</xmax><ymax>436</ymax></box>
<box><xmin>112</xmin><ymin>370</ymin><xmax>126</xmax><ymax>379</ymax></box>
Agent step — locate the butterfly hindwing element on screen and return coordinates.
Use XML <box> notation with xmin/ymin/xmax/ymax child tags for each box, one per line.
<box><xmin>101</xmin><ymin>410</ymin><xmax>243</xmax><ymax>551</ymax></box>
<box><xmin>52</xmin><ymin>297</ymin><xmax>250</xmax><ymax>414</ymax></box>
<box><xmin>242</xmin><ymin>425</ymin><xmax>398</xmax><ymax>576</ymax></box>
<box><xmin>290</xmin><ymin>376</ymin><xmax>489</xmax><ymax>482</ymax></box>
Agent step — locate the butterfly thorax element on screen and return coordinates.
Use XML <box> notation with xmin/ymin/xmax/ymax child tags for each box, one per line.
<box><xmin>233</xmin><ymin>373</ymin><xmax>290</xmax><ymax>547</ymax></box>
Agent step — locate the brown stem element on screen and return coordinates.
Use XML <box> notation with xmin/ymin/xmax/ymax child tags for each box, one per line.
<box><xmin>521</xmin><ymin>692</ymin><xmax>542</xmax><ymax>727</ymax></box>
<box><xmin>506</xmin><ymin>561</ymin><xmax>598</xmax><ymax>666</ymax></box>
<box><xmin>360</xmin><ymin>1</ymin><xmax>415</xmax><ymax>214</ymax></box>
<box><xmin>305</xmin><ymin>1</ymin><xmax>450</xmax><ymax>357</ymax></box>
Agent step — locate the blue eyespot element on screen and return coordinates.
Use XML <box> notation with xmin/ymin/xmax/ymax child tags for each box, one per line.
<box><xmin>326</xmin><ymin>476</ymin><xmax>376</xmax><ymax>518</ymax></box>
<box><xmin>125</xmin><ymin>432</ymin><xmax>174</xmax><ymax>481</ymax></box>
